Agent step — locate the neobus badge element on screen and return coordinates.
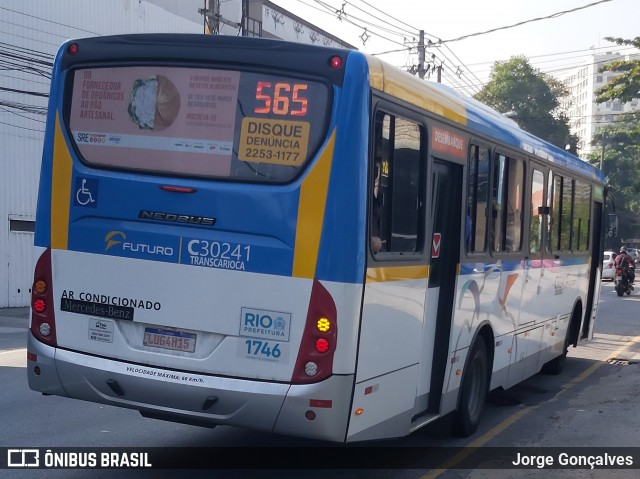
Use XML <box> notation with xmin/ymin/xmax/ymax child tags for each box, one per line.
<box><xmin>239</xmin><ymin>307</ymin><xmax>291</xmax><ymax>342</ymax></box>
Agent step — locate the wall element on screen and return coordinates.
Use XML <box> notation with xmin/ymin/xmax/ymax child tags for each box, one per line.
<box><xmin>0</xmin><ymin>0</ymin><xmax>201</xmax><ymax>307</ymax></box>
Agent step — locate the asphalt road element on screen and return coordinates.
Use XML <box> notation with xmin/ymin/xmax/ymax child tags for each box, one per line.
<box><xmin>1</xmin><ymin>281</ymin><xmax>639</xmax><ymax>478</ymax></box>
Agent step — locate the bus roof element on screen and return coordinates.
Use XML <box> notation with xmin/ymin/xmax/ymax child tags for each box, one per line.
<box><xmin>56</xmin><ymin>34</ymin><xmax>603</xmax><ymax>183</ymax></box>
<box><xmin>364</xmin><ymin>54</ymin><xmax>604</xmax><ymax>183</ymax></box>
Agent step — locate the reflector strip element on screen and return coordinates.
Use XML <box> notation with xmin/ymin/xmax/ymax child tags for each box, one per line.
<box><xmin>364</xmin><ymin>384</ymin><xmax>378</xmax><ymax>395</ymax></box>
<box><xmin>309</xmin><ymin>399</ymin><xmax>333</xmax><ymax>408</ymax></box>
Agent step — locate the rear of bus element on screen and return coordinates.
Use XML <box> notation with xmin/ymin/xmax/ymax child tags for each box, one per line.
<box><xmin>28</xmin><ymin>34</ymin><xmax>370</xmax><ymax>443</ymax></box>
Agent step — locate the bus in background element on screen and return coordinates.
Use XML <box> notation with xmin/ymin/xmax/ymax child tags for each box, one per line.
<box><xmin>28</xmin><ymin>34</ymin><xmax>606</xmax><ymax>443</ymax></box>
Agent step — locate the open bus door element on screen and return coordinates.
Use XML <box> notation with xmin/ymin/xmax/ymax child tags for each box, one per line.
<box><xmin>582</xmin><ymin>185</ymin><xmax>607</xmax><ymax>341</ymax></box>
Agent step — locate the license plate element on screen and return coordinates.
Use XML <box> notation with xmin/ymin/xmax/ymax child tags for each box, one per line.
<box><xmin>616</xmin><ymin>275</ymin><xmax>622</xmax><ymax>281</ymax></box>
<box><xmin>143</xmin><ymin>327</ymin><xmax>196</xmax><ymax>353</ymax></box>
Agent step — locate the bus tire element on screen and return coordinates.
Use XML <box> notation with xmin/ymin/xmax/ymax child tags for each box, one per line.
<box><xmin>452</xmin><ymin>338</ymin><xmax>489</xmax><ymax>437</ymax></box>
<box><xmin>541</xmin><ymin>332</ymin><xmax>569</xmax><ymax>375</ymax></box>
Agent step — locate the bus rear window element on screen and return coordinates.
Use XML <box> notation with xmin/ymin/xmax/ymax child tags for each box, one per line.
<box><xmin>68</xmin><ymin>66</ymin><xmax>329</xmax><ymax>182</ymax></box>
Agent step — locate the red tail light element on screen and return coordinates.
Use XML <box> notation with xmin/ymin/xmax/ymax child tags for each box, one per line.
<box><xmin>31</xmin><ymin>248</ymin><xmax>57</xmax><ymax>347</ymax></box>
<box><xmin>291</xmin><ymin>280</ymin><xmax>337</xmax><ymax>384</ymax></box>
<box><xmin>616</xmin><ymin>268</ymin><xmax>623</xmax><ymax>275</ymax></box>
<box><xmin>329</xmin><ymin>55</ymin><xmax>343</xmax><ymax>70</ymax></box>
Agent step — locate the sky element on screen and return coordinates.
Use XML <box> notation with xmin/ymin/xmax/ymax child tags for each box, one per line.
<box><xmin>270</xmin><ymin>0</ymin><xmax>639</xmax><ymax>95</ymax></box>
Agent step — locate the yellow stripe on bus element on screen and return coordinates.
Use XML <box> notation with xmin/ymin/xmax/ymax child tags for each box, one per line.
<box><xmin>51</xmin><ymin>114</ymin><xmax>73</xmax><ymax>250</ymax></box>
<box><xmin>292</xmin><ymin>131</ymin><xmax>336</xmax><ymax>279</ymax></box>
<box><xmin>366</xmin><ymin>265</ymin><xmax>429</xmax><ymax>283</ymax></box>
<box><xmin>366</xmin><ymin>54</ymin><xmax>467</xmax><ymax>126</ymax></box>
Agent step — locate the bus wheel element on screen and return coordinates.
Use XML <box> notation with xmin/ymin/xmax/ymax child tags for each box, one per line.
<box><xmin>452</xmin><ymin>339</ymin><xmax>489</xmax><ymax>437</ymax></box>
<box><xmin>541</xmin><ymin>332</ymin><xmax>569</xmax><ymax>375</ymax></box>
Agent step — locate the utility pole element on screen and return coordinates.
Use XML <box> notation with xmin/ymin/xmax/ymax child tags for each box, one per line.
<box><xmin>199</xmin><ymin>0</ymin><xmax>241</xmax><ymax>35</ymax></box>
<box><xmin>241</xmin><ymin>0</ymin><xmax>248</xmax><ymax>36</ymax></box>
<box><xmin>417</xmin><ymin>30</ymin><xmax>425</xmax><ymax>80</ymax></box>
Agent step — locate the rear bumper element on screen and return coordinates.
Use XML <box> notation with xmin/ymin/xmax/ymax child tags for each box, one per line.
<box><xmin>27</xmin><ymin>332</ymin><xmax>353</xmax><ymax>442</ymax></box>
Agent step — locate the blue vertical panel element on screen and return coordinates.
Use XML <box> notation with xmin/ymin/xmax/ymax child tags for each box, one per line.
<box><xmin>315</xmin><ymin>53</ymin><xmax>369</xmax><ymax>285</ymax></box>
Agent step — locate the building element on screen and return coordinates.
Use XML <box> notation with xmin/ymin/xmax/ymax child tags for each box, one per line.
<box><xmin>0</xmin><ymin>0</ymin><xmax>351</xmax><ymax>307</ymax></box>
<box><xmin>561</xmin><ymin>50</ymin><xmax>640</xmax><ymax>158</ymax></box>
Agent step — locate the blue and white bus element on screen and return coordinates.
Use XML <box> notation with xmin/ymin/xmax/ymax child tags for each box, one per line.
<box><xmin>28</xmin><ymin>34</ymin><xmax>606</xmax><ymax>443</ymax></box>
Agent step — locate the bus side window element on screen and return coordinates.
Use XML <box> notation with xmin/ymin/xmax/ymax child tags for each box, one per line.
<box><xmin>529</xmin><ymin>169</ymin><xmax>545</xmax><ymax>254</ymax></box>
<box><xmin>491</xmin><ymin>153</ymin><xmax>524</xmax><ymax>253</ymax></box>
<box><xmin>370</xmin><ymin>111</ymin><xmax>423</xmax><ymax>255</ymax></box>
<box><xmin>550</xmin><ymin>174</ymin><xmax>575</xmax><ymax>252</ymax></box>
<box><xmin>573</xmin><ymin>181</ymin><xmax>591</xmax><ymax>251</ymax></box>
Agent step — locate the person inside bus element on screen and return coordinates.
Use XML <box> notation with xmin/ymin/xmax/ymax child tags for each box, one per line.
<box><xmin>615</xmin><ymin>246</ymin><xmax>636</xmax><ymax>287</ymax></box>
<box><xmin>371</xmin><ymin>160</ymin><xmax>383</xmax><ymax>254</ymax></box>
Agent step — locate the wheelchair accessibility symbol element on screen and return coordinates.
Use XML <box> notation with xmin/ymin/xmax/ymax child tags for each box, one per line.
<box><xmin>74</xmin><ymin>177</ymin><xmax>99</xmax><ymax>208</ymax></box>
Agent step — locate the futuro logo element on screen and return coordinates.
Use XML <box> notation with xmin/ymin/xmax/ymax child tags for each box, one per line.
<box><xmin>105</xmin><ymin>231</ymin><xmax>126</xmax><ymax>251</ymax></box>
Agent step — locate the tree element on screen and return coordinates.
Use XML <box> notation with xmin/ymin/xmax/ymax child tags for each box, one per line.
<box><xmin>595</xmin><ymin>37</ymin><xmax>640</xmax><ymax>103</ymax></box>
<box><xmin>587</xmin><ymin>112</ymin><xmax>640</xmax><ymax>243</ymax></box>
<box><xmin>474</xmin><ymin>57</ymin><xmax>577</xmax><ymax>151</ymax></box>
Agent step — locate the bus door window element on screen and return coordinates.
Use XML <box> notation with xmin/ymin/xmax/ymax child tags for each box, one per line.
<box><xmin>371</xmin><ymin>113</ymin><xmax>390</xmax><ymax>254</ymax></box>
<box><xmin>466</xmin><ymin>144</ymin><xmax>490</xmax><ymax>253</ymax></box>
<box><xmin>370</xmin><ymin>111</ymin><xmax>423</xmax><ymax>255</ymax></box>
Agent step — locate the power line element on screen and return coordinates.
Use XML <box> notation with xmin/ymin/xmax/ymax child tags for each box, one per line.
<box><xmin>463</xmin><ymin>45</ymin><xmax>638</xmax><ymax>68</ymax></box>
<box><xmin>444</xmin><ymin>50</ymin><xmax>640</xmax><ymax>94</ymax></box>
<box><xmin>349</xmin><ymin>3</ymin><xmax>481</xmax><ymax>91</ymax></box>
<box><xmin>440</xmin><ymin>0</ymin><xmax>613</xmax><ymax>44</ymax></box>
<box><xmin>348</xmin><ymin>0</ymin><xmax>426</xmax><ymax>40</ymax></box>
<box><xmin>0</xmin><ymin>86</ymin><xmax>49</xmax><ymax>98</ymax></box>
<box><xmin>353</xmin><ymin>0</ymin><xmax>426</xmax><ymax>37</ymax></box>
<box><xmin>0</xmin><ymin>105</ymin><xmax>46</xmax><ymax>122</ymax></box>
<box><xmin>0</xmin><ymin>19</ymin><xmax>71</xmax><ymax>39</ymax></box>
<box><xmin>279</xmin><ymin>0</ymin><xmax>482</xmax><ymax>93</ymax></box>
<box><xmin>338</xmin><ymin>1</ymin><xmax>416</xmax><ymax>38</ymax></box>
<box><xmin>307</xmin><ymin>0</ymin><xmax>407</xmax><ymax>47</ymax></box>
<box><xmin>468</xmin><ymin>47</ymin><xmax>639</xmax><ymax>80</ymax></box>
<box><xmin>0</xmin><ymin>72</ymin><xmax>50</xmax><ymax>86</ymax></box>
<box><xmin>0</xmin><ymin>41</ymin><xmax>56</xmax><ymax>60</ymax></box>
<box><xmin>0</xmin><ymin>118</ymin><xmax>44</xmax><ymax>133</ymax></box>
<box><xmin>0</xmin><ymin>6</ymin><xmax>100</xmax><ymax>35</ymax></box>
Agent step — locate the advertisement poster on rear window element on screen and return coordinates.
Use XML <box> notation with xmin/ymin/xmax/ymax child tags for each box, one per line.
<box><xmin>69</xmin><ymin>67</ymin><xmax>240</xmax><ymax>177</ymax></box>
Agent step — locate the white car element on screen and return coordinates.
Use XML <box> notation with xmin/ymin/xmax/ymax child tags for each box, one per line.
<box><xmin>627</xmin><ymin>248</ymin><xmax>639</xmax><ymax>262</ymax></box>
<box><xmin>602</xmin><ymin>251</ymin><xmax>617</xmax><ymax>281</ymax></box>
